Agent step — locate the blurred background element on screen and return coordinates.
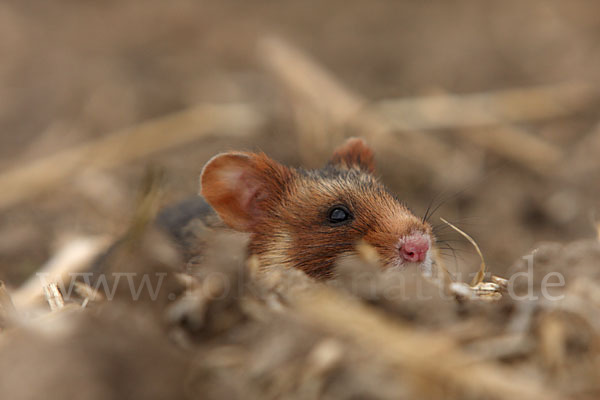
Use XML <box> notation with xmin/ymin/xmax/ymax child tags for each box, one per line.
<box><xmin>1</xmin><ymin>0</ymin><xmax>600</xmax><ymax>285</ymax></box>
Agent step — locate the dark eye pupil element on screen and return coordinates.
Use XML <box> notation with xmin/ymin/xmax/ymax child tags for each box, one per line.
<box><xmin>328</xmin><ymin>207</ymin><xmax>350</xmax><ymax>223</ymax></box>
<box><xmin>331</xmin><ymin>208</ymin><xmax>347</xmax><ymax>221</ymax></box>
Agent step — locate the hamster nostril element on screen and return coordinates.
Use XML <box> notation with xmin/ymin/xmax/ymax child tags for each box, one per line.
<box><xmin>400</xmin><ymin>247</ymin><xmax>422</xmax><ymax>262</ymax></box>
<box><xmin>399</xmin><ymin>234</ymin><xmax>430</xmax><ymax>263</ymax></box>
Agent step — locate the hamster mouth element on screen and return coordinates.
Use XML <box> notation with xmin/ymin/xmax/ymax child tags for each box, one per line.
<box><xmin>418</xmin><ymin>251</ymin><xmax>434</xmax><ymax>276</ymax></box>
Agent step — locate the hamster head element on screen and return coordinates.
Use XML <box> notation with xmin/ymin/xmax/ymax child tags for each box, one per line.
<box><xmin>200</xmin><ymin>138</ymin><xmax>434</xmax><ymax>279</ymax></box>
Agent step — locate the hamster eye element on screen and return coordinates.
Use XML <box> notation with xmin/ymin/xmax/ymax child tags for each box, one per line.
<box><xmin>327</xmin><ymin>205</ymin><xmax>353</xmax><ymax>225</ymax></box>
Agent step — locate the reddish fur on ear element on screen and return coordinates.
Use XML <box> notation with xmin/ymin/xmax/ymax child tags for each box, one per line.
<box><xmin>330</xmin><ymin>137</ymin><xmax>375</xmax><ymax>173</ymax></box>
<box><xmin>200</xmin><ymin>152</ymin><xmax>290</xmax><ymax>232</ymax></box>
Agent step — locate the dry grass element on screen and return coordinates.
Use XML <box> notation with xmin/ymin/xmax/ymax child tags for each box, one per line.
<box><xmin>2</xmin><ymin>216</ymin><xmax>599</xmax><ymax>399</ymax></box>
<box><xmin>0</xmin><ymin>103</ymin><xmax>262</xmax><ymax>211</ymax></box>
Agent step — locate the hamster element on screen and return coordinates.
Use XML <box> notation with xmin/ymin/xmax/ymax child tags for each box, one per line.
<box><xmin>200</xmin><ymin>138</ymin><xmax>433</xmax><ymax>279</ymax></box>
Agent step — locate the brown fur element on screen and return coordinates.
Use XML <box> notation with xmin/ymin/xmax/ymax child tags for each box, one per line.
<box><xmin>201</xmin><ymin>138</ymin><xmax>433</xmax><ymax>279</ymax></box>
<box><xmin>330</xmin><ymin>137</ymin><xmax>376</xmax><ymax>173</ymax></box>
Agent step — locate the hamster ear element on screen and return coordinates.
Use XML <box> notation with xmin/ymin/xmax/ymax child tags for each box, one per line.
<box><xmin>329</xmin><ymin>137</ymin><xmax>376</xmax><ymax>173</ymax></box>
<box><xmin>200</xmin><ymin>152</ymin><xmax>290</xmax><ymax>232</ymax></box>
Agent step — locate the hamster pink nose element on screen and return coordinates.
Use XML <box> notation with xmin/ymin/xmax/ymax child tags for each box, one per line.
<box><xmin>400</xmin><ymin>234</ymin><xmax>429</xmax><ymax>263</ymax></box>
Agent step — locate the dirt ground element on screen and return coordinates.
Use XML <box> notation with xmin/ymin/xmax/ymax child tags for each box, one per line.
<box><xmin>1</xmin><ymin>1</ymin><xmax>600</xmax><ymax>399</ymax></box>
